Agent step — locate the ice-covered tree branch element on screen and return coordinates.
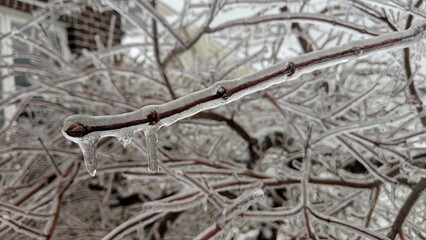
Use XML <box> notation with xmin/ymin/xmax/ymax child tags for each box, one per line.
<box><xmin>387</xmin><ymin>177</ymin><xmax>426</xmax><ymax>239</ymax></box>
<box><xmin>62</xmin><ymin>22</ymin><xmax>426</xmax><ymax>176</ymax></box>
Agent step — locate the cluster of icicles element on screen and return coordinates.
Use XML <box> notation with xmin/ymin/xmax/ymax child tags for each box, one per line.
<box><xmin>60</xmin><ymin>83</ymin><xmax>254</xmax><ymax>176</ymax></box>
<box><xmin>61</xmin><ymin>108</ymin><xmax>164</xmax><ymax>176</ymax></box>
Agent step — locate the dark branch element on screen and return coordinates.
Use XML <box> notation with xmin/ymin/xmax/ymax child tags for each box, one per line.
<box><xmin>387</xmin><ymin>178</ymin><xmax>426</xmax><ymax>239</ymax></box>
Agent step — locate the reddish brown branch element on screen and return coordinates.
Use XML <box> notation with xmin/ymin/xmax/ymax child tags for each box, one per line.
<box><xmin>194</xmin><ymin>111</ymin><xmax>258</xmax><ymax>154</ymax></box>
<box><xmin>65</xmin><ymin>23</ymin><xmax>426</xmax><ymax>140</ymax></box>
<box><xmin>403</xmin><ymin>0</ymin><xmax>426</xmax><ymax>126</ymax></box>
<box><xmin>38</xmin><ymin>137</ymin><xmax>64</xmax><ymax>177</ymax></box>
<box><xmin>207</xmin><ymin>13</ymin><xmax>383</xmax><ymax>36</ymax></box>
<box><xmin>387</xmin><ymin>178</ymin><xmax>426</xmax><ymax>239</ymax></box>
<box><xmin>151</xmin><ymin>0</ymin><xmax>177</xmax><ymax>100</ymax></box>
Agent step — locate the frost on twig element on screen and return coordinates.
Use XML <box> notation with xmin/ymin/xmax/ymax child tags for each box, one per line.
<box><xmin>216</xmin><ymin>188</ymin><xmax>265</xmax><ymax>227</ymax></box>
<box><xmin>62</xmin><ymin>22</ymin><xmax>426</xmax><ymax>176</ymax></box>
<box><xmin>193</xmin><ymin>189</ymin><xmax>264</xmax><ymax>240</ymax></box>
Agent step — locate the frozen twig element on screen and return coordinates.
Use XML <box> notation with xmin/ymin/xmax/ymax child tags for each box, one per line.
<box><xmin>387</xmin><ymin>177</ymin><xmax>426</xmax><ymax>239</ymax></box>
<box><xmin>104</xmin><ymin>0</ymin><xmax>153</xmax><ymax>39</ymax></box>
<box><xmin>208</xmin><ymin>13</ymin><xmax>385</xmax><ymax>36</ymax></box>
<box><xmin>161</xmin><ymin>0</ymin><xmax>218</xmax><ymax>66</ymax></box>
<box><xmin>137</xmin><ymin>0</ymin><xmax>186</xmax><ymax>47</ymax></box>
<box><xmin>309</xmin><ymin>206</ymin><xmax>391</xmax><ymax>240</ymax></box>
<box><xmin>151</xmin><ymin>0</ymin><xmax>177</xmax><ymax>99</ymax></box>
<box><xmin>0</xmin><ymin>215</ymin><xmax>47</xmax><ymax>239</ymax></box>
<box><xmin>38</xmin><ymin>137</ymin><xmax>64</xmax><ymax>177</ymax></box>
<box><xmin>101</xmin><ymin>212</ymin><xmax>165</xmax><ymax>240</ymax></box>
<box><xmin>62</xmin><ymin>22</ymin><xmax>426</xmax><ymax>175</ymax></box>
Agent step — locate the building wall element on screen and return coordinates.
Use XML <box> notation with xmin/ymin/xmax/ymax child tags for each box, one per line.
<box><xmin>0</xmin><ymin>0</ymin><xmax>123</xmax><ymax>55</ymax></box>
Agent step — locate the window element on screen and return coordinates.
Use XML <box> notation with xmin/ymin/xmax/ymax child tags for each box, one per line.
<box><xmin>0</xmin><ymin>6</ymin><xmax>69</xmax><ymax>127</ymax></box>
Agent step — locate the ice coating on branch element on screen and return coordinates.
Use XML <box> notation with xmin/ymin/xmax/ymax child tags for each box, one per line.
<box><xmin>143</xmin><ymin>194</ymin><xmax>204</xmax><ymax>212</ymax></box>
<box><xmin>225</xmin><ymin>227</ymin><xmax>240</xmax><ymax>240</ymax></box>
<box><xmin>77</xmin><ymin>136</ymin><xmax>99</xmax><ymax>177</ymax></box>
<box><xmin>145</xmin><ymin>128</ymin><xmax>160</xmax><ymax>172</ymax></box>
<box><xmin>118</xmin><ymin>129</ymin><xmax>133</xmax><ymax>148</ymax></box>
<box><xmin>61</xmin><ymin>113</ymin><xmax>150</xmax><ymax>176</ymax></box>
<box><xmin>216</xmin><ymin>189</ymin><xmax>264</xmax><ymax>228</ymax></box>
<box><xmin>202</xmin><ymin>198</ymin><xmax>208</xmax><ymax>212</ymax></box>
<box><xmin>401</xmin><ymin>161</ymin><xmax>426</xmax><ymax>183</ymax></box>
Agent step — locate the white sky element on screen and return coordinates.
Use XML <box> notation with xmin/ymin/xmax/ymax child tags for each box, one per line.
<box><xmin>161</xmin><ymin>0</ymin><xmax>280</xmax><ymax>26</ymax></box>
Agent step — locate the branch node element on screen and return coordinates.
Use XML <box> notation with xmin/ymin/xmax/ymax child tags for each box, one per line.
<box><xmin>286</xmin><ymin>62</ymin><xmax>296</xmax><ymax>76</ymax></box>
<box><xmin>216</xmin><ymin>86</ymin><xmax>228</xmax><ymax>100</ymax></box>
<box><xmin>65</xmin><ymin>122</ymin><xmax>88</xmax><ymax>138</ymax></box>
<box><xmin>352</xmin><ymin>47</ymin><xmax>362</xmax><ymax>55</ymax></box>
<box><xmin>147</xmin><ymin>110</ymin><xmax>159</xmax><ymax>125</ymax></box>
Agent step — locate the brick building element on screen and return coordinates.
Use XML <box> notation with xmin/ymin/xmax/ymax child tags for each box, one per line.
<box><xmin>0</xmin><ymin>0</ymin><xmax>123</xmax><ymax>55</ymax></box>
<box><xmin>0</xmin><ymin>1</ymin><xmax>124</xmax><ymax>125</ymax></box>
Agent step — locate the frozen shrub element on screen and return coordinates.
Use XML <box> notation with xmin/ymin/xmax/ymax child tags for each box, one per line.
<box><xmin>0</xmin><ymin>0</ymin><xmax>425</xmax><ymax>239</ymax></box>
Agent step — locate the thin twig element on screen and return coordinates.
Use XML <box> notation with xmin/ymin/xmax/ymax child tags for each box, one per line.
<box><xmin>387</xmin><ymin>178</ymin><xmax>426</xmax><ymax>239</ymax></box>
<box><xmin>151</xmin><ymin>0</ymin><xmax>177</xmax><ymax>99</ymax></box>
<box><xmin>38</xmin><ymin>137</ymin><xmax>64</xmax><ymax>177</ymax></box>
